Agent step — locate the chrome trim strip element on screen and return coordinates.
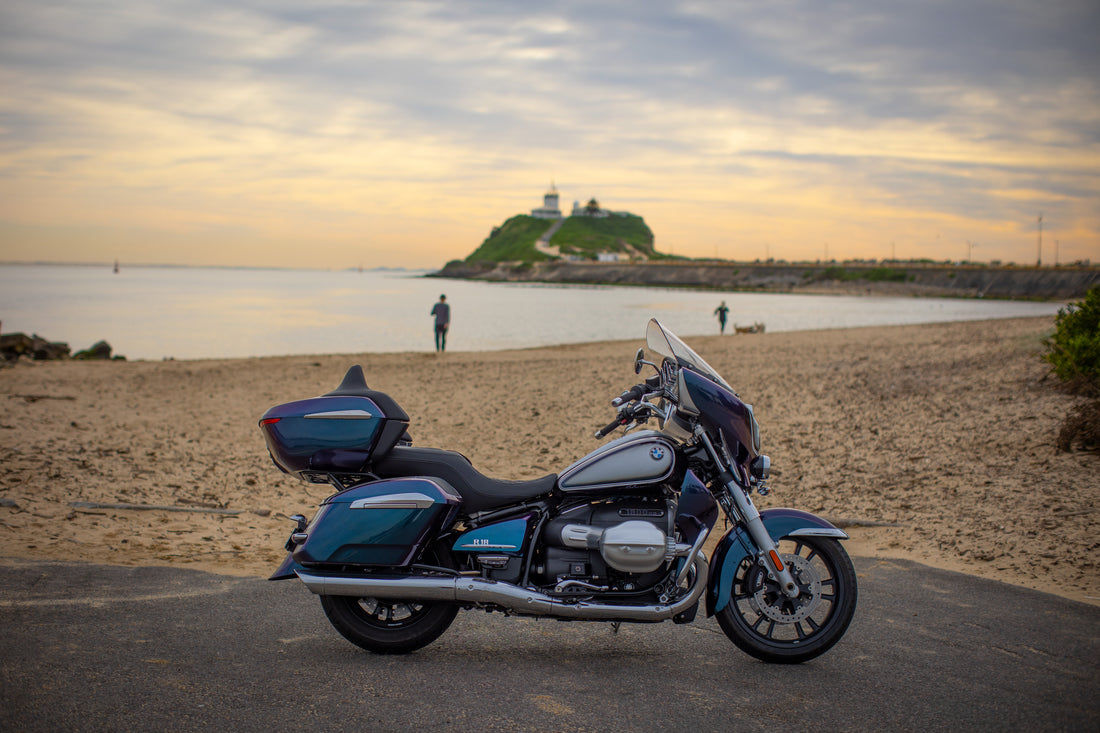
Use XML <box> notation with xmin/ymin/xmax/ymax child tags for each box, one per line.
<box><xmin>788</xmin><ymin>528</ymin><xmax>850</xmax><ymax>540</ymax></box>
<box><xmin>304</xmin><ymin>409</ymin><xmax>377</xmax><ymax>419</ymax></box>
<box><xmin>349</xmin><ymin>492</ymin><xmax>437</xmax><ymax>510</ymax></box>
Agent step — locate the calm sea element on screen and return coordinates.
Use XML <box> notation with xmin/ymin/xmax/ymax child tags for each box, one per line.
<box><xmin>0</xmin><ymin>264</ymin><xmax>1063</xmax><ymax>361</ymax></box>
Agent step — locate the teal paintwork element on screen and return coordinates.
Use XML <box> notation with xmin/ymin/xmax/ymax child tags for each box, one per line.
<box><xmin>706</xmin><ymin>508</ymin><xmax>843</xmax><ymax>616</ymax></box>
<box><xmin>292</xmin><ymin>478</ymin><xmax>460</xmax><ymax>567</ymax></box>
<box><xmin>453</xmin><ymin>515</ymin><xmax>530</xmax><ymax>555</ymax></box>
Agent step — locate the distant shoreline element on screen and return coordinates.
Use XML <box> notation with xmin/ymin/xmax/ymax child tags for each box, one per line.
<box><xmin>433</xmin><ymin>260</ymin><xmax>1100</xmax><ymax>301</ymax></box>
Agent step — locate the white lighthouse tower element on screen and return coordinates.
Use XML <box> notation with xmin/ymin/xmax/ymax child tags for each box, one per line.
<box><xmin>530</xmin><ymin>183</ymin><xmax>562</xmax><ymax>219</ymax></box>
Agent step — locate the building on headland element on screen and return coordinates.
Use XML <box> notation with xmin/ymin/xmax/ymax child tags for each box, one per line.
<box><xmin>530</xmin><ymin>184</ymin><xmax>562</xmax><ymax>219</ymax></box>
<box><xmin>572</xmin><ymin>197</ymin><xmax>610</xmax><ymax>218</ymax></box>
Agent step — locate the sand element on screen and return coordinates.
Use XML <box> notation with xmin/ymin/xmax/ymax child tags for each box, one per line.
<box><xmin>1</xmin><ymin>316</ymin><xmax>1097</xmax><ymax>606</ymax></box>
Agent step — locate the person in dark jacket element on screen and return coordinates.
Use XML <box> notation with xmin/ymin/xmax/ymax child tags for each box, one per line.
<box><xmin>431</xmin><ymin>294</ymin><xmax>451</xmax><ymax>352</ymax></box>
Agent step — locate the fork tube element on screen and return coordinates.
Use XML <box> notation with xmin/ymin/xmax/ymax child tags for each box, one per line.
<box><xmin>696</xmin><ymin>429</ymin><xmax>801</xmax><ymax>598</ymax></box>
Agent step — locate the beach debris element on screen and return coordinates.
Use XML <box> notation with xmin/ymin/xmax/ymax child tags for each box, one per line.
<box><xmin>68</xmin><ymin>501</ymin><xmax>245</xmax><ymax>516</ymax></box>
<box><xmin>822</xmin><ymin>517</ymin><xmax>903</xmax><ymax>528</ymax></box>
<box><xmin>0</xmin><ymin>498</ymin><xmax>19</xmax><ymax>509</ymax></box>
<box><xmin>9</xmin><ymin>394</ymin><xmax>77</xmax><ymax>403</ymax></box>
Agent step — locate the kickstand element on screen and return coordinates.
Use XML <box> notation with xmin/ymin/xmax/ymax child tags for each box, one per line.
<box><xmin>610</xmin><ymin>621</ymin><xmax>621</xmax><ymax>635</ymax></box>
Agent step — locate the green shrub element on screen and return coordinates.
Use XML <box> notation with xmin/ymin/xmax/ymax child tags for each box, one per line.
<box><xmin>1044</xmin><ymin>285</ymin><xmax>1100</xmax><ymax>393</ymax></box>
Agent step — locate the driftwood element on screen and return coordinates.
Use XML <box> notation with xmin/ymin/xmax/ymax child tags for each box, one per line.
<box><xmin>68</xmin><ymin>501</ymin><xmax>245</xmax><ymax>516</ymax></box>
<box><xmin>9</xmin><ymin>394</ymin><xmax>77</xmax><ymax>403</ymax></box>
<box><xmin>823</xmin><ymin>517</ymin><xmax>902</xmax><ymax>528</ymax></box>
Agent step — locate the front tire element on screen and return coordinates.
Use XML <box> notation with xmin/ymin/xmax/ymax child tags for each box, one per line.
<box><xmin>320</xmin><ymin>595</ymin><xmax>458</xmax><ymax>654</ymax></box>
<box><xmin>716</xmin><ymin>536</ymin><xmax>857</xmax><ymax>664</ymax></box>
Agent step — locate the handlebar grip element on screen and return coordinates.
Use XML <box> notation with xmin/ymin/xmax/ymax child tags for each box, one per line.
<box><xmin>612</xmin><ymin>383</ymin><xmax>646</xmax><ymax>407</ymax></box>
<box><xmin>595</xmin><ymin>417</ymin><xmax>625</xmax><ymax>439</ymax></box>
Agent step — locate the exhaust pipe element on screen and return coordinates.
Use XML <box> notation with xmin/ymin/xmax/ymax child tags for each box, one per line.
<box><xmin>296</xmin><ymin>552</ymin><xmax>708</xmax><ymax>622</ymax></box>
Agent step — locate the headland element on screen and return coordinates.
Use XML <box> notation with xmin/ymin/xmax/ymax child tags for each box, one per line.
<box><xmin>435</xmin><ymin>259</ymin><xmax>1100</xmax><ymax>300</ymax></box>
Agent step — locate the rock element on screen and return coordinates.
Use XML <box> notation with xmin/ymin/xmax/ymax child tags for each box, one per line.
<box><xmin>74</xmin><ymin>340</ymin><xmax>113</xmax><ymax>360</ymax></box>
<box><xmin>0</xmin><ymin>332</ymin><xmax>70</xmax><ymax>361</ymax></box>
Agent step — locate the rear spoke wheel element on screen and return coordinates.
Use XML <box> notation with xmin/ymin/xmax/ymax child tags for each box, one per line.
<box><xmin>321</xmin><ymin>594</ymin><xmax>458</xmax><ymax>655</ymax></box>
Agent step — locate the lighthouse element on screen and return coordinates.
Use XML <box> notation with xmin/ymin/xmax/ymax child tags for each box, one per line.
<box><xmin>530</xmin><ymin>183</ymin><xmax>562</xmax><ymax>219</ymax></box>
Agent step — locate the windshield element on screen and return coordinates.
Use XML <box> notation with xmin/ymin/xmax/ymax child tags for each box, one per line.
<box><xmin>645</xmin><ymin>319</ymin><xmax>731</xmax><ymax>390</ymax></box>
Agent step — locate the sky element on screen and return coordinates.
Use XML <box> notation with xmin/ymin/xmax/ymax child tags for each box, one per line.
<box><xmin>1</xmin><ymin>0</ymin><xmax>1098</xmax><ymax>270</ymax></box>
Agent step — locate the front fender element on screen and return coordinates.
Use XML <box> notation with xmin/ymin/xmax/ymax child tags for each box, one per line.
<box><xmin>705</xmin><ymin>508</ymin><xmax>847</xmax><ymax>616</ymax></box>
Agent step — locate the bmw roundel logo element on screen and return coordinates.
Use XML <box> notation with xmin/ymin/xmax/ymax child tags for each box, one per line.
<box><xmin>650</xmin><ymin>446</ymin><xmax>665</xmax><ymax>460</ymax></box>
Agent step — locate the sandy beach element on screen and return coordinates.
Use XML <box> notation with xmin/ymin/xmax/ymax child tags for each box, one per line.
<box><xmin>1</xmin><ymin>316</ymin><xmax>1097</xmax><ymax>606</ymax></box>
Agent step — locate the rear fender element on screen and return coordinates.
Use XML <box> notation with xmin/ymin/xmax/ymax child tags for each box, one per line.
<box><xmin>705</xmin><ymin>508</ymin><xmax>847</xmax><ymax>616</ymax></box>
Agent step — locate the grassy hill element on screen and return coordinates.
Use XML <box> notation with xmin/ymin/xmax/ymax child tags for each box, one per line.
<box><xmin>464</xmin><ymin>212</ymin><xmax>658</xmax><ymax>263</ymax></box>
<box><xmin>553</xmin><ymin>214</ymin><xmax>656</xmax><ymax>259</ymax></box>
<box><xmin>464</xmin><ymin>216</ymin><xmax>555</xmax><ymax>263</ymax></box>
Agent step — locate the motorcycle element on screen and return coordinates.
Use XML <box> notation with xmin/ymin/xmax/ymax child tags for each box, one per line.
<box><xmin>261</xmin><ymin>319</ymin><xmax>856</xmax><ymax>663</ymax></box>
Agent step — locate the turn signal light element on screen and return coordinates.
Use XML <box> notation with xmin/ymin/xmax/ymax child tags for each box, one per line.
<box><xmin>769</xmin><ymin>549</ymin><xmax>785</xmax><ymax>573</ymax></box>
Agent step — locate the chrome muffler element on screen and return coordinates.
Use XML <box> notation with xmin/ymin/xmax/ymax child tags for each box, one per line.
<box><xmin>296</xmin><ymin>552</ymin><xmax>708</xmax><ymax>622</ymax></box>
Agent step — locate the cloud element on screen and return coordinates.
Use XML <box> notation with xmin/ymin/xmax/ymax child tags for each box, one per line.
<box><xmin>0</xmin><ymin>0</ymin><xmax>1097</xmax><ymax>267</ymax></box>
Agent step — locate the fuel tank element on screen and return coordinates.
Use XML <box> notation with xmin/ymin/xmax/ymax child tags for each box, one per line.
<box><xmin>557</xmin><ymin>430</ymin><xmax>676</xmax><ymax>493</ymax></box>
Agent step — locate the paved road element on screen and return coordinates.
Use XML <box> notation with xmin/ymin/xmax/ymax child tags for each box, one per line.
<box><xmin>1</xmin><ymin>556</ymin><xmax>1097</xmax><ymax>732</ymax></box>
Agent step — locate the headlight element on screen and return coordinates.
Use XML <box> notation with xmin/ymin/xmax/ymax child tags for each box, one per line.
<box><xmin>750</xmin><ymin>455</ymin><xmax>770</xmax><ymax>480</ymax></box>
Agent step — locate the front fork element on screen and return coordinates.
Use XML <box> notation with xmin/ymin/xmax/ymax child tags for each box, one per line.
<box><xmin>697</xmin><ymin>430</ymin><xmax>801</xmax><ymax>599</ymax></box>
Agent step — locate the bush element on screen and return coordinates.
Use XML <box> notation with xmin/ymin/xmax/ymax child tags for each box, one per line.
<box><xmin>1056</xmin><ymin>400</ymin><xmax>1100</xmax><ymax>453</ymax></box>
<box><xmin>1043</xmin><ymin>285</ymin><xmax>1100</xmax><ymax>395</ymax></box>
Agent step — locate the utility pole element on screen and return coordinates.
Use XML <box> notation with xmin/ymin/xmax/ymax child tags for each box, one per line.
<box><xmin>1037</xmin><ymin>212</ymin><xmax>1043</xmax><ymax>266</ymax></box>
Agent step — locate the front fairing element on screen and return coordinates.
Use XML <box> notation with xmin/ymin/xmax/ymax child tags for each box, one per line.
<box><xmin>681</xmin><ymin>368</ymin><xmax>760</xmax><ymax>468</ymax></box>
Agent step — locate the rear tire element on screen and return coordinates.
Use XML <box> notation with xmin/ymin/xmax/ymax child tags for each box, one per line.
<box><xmin>320</xmin><ymin>595</ymin><xmax>458</xmax><ymax>654</ymax></box>
<box><xmin>716</xmin><ymin>536</ymin><xmax>857</xmax><ymax>664</ymax></box>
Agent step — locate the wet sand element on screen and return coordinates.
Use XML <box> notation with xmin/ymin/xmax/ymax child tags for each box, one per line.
<box><xmin>1</xmin><ymin>316</ymin><xmax>1097</xmax><ymax>605</ymax></box>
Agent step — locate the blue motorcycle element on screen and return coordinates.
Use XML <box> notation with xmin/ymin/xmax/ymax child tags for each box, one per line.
<box><xmin>262</xmin><ymin>319</ymin><xmax>856</xmax><ymax>663</ymax></box>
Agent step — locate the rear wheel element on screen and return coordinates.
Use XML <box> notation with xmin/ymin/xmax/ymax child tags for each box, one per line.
<box><xmin>320</xmin><ymin>595</ymin><xmax>458</xmax><ymax>654</ymax></box>
<box><xmin>716</xmin><ymin>536</ymin><xmax>856</xmax><ymax>664</ymax></box>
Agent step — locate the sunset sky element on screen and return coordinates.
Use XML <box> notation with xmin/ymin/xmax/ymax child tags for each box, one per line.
<box><xmin>1</xmin><ymin>0</ymin><xmax>1097</xmax><ymax>269</ymax></box>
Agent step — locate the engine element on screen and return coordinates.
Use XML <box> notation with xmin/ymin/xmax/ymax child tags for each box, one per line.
<box><xmin>535</xmin><ymin>498</ymin><xmax>674</xmax><ymax>592</ymax></box>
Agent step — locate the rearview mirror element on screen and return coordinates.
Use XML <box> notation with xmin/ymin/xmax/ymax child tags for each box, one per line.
<box><xmin>634</xmin><ymin>348</ymin><xmax>659</xmax><ymax>376</ymax></box>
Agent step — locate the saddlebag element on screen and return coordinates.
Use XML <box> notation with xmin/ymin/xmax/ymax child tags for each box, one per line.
<box><xmin>292</xmin><ymin>477</ymin><xmax>462</xmax><ymax>567</ymax></box>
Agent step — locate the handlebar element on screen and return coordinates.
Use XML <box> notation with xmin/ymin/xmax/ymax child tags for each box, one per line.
<box><xmin>595</xmin><ymin>416</ymin><xmax>626</xmax><ymax>439</ymax></box>
<box><xmin>612</xmin><ymin>383</ymin><xmax>646</xmax><ymax>407</ymax></box>
<box><xmin>612</xmin><ymin>375</ymin><xmax>663</xmax><ymax>407</ymax></box>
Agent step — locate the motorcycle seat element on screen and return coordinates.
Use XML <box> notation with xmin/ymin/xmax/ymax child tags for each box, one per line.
<box><xmin>370</xmin><ymin>446</ymin><xmax>557</xmax><ymax>513</ymax></box>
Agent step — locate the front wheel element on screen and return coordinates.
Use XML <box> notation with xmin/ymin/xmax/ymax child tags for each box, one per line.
<box><xmin>716</xmin><ymin>536</ymin><xmax>857</xmax><ymax>664</ymax></box>
<box><xmin>320</xmin><ymin>595</ymin><xmax>458</xmax><ymax>654</ymax></box>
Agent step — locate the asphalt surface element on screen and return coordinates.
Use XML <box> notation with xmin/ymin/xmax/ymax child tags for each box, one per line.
<box><xmin>1</xmin><ymin>556</ymin><xmax>1098</xmax><ymax>732</ymax></box>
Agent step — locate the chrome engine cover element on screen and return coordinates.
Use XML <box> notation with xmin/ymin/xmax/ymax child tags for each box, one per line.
<box><xmin>561</xmin><ymin>520</ymin><xmax>669</xmax><ymax>573</ymax></box>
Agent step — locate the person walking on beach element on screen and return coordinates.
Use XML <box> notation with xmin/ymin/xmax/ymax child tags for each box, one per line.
<box><xmin>714</xmin><ymin>301</ymin><xmax>730</xmax><ymax>334</ymax></box>
<box><xmin>431</xmin><ymin>294</ymin><xmax>450</xmax><ymax>352</ymax></box>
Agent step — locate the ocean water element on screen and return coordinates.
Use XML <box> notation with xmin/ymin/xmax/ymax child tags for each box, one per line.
<box><xmin>0</xmin><ymin>264</ymin><xmax>1063</xmax><ymax>361</ymax></box>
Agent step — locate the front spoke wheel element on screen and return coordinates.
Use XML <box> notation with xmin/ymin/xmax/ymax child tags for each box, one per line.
<box><xmin>717</xmin><ymin>536</ymin><xmax>857</xmax><ymax>663</ymax></box>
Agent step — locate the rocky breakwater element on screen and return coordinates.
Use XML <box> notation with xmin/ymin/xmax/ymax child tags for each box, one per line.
<box><xmin>435</xmin><ymin>260</ymin><xmax>1100</xmax><ymax>300</ymax></box>
<box><xmin>1</xmin><ymin>332</ymin><xmax>123</xmax><ymax>363</ymax></box>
